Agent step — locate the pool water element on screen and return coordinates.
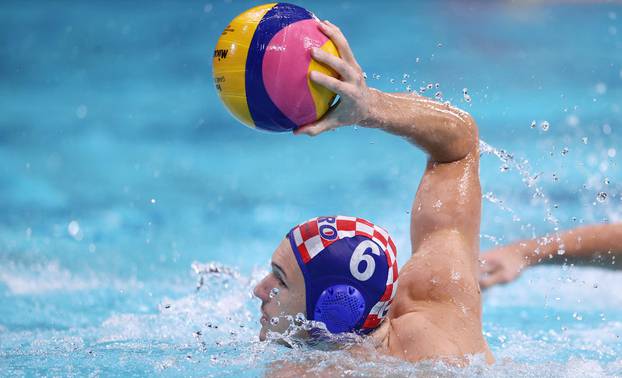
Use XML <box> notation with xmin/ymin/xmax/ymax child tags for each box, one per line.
<box><xmin>1</xmin><ymin>0</ymin><xmax>621</xmax><ymax>376</ymax></box>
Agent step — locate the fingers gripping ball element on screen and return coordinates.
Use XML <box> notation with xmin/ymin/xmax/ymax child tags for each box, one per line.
<box><xmin>213</xmin><ymin>3</ymin><xmax>340</xmax><ymax>132</ymax></box>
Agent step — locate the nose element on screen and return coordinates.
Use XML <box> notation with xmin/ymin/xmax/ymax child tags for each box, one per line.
<box><xmin>253</xmin><ymin>275</ymin><xmax>271</xmax><ymax>301</ymax></box>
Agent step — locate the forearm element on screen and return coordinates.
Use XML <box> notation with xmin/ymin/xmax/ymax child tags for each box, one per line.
<box><xmin>516</xmin><ymin>224</ymin><xmax>622</xmax><ymax>266</ymax></box>
<box><xmin>360</xmin><ymin>89</ymin><xmax>478</xmax><ymax>163</ymax></box>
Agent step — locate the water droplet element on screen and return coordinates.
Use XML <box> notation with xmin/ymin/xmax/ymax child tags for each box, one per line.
<box><xmin>462</xmin><ymin>88</ymin><xmax>468</xmax><ymax>94</ymax></box>
<box><xmin>540</xmin><ymin>121</ymin><xmax>549</xmax><ymax>131</ymax></box>
<box><xmin>203</xmin><ymin>3</ymin><xmax>213</xmax><ymax>13</ymax></box>
<box><xmin>596</xmin><ymin>192</ymin><xmax>608</xmax><ymax>202</ymax></box>
<box><xmin>270</xmin><ymin>317</ymin><xmax>279</xmax><ymax>326</ymax></box>
<box><xmin>434</xmin><ymin>91</ymin><xmax>443</xmax><ymax>100</ymax></box>
<box><xmin>464</xmin><ymin>94</ymin><xmax>471</xmax><ymax>103</ymax></box>
<box><xmin>269</xmin><ymin>287</ymin><xmax>280</xmax><ymax>298</ymax></box>
<box><xmin>401</xmin><ymin>79</ymin><xmax>407</xmax><ymax>84</ymax></box>
<box><xmin>437</xmin><ymin>42</ymin><xmax>443</xmax><ymax>48</ymax></box>
<box><xmin>581</xmin><ymin>137</ymin><xmax>588</xmax><ymax>144</ymax></box>
<box><xmin>530</xmin><ymin>120</ymin><xmax>537</xmax><ymax>129</ymax></box>
<box><xmin>435</xmin><ymin>83</ymin><xmax>440</xmax><ymax>88</ymax></box>
<box><xmin>604</xmin><ymin>177</ymin><xmax>610</xmax><ymax>185</ymax></box>
<box><xmin>500</xmin><ymin>164</ymin><xmax>509</xmax><ymax>172</ymax></box>
<box><xmin>593</xmin><ymin>282</ymin><xmax>599</xmax><ymax>289</ymax></box>
<box><xmin>427</xmin><ymin>83</ymin><xmax>433</xmax><ymax>89</ymax></box>
<box><xmin>150</xmin><ymin>198</ymin><xmax>156</xmax><ymax>204</ymax></box>
<box><xmin>557</xmin><ymin>249</ymin><xmax>565</xmax><ymax>255</ymax></box>
<box><xmin>561</xmin><ymin>147</ymin><xmax>569</xmax><ymax>156</ymax></box>
<box><xmin>294</xmin><ymin>313</ymin><xmax>306</xmax><ymax>326</ymax></box>
<box><xmin>362</xmin><ymin>72</ymin><xmax>368</xmax><ymax>79</ymax></box>
<box><xmin>415</xmin><ymin>57</ymin><xmax>420</xmax><ymax>63</ymax></box>
<box><xmin>389</xmin><ymin>78</ymin><xmax>395</xmax><ymax>84</ymax></box>
<box><xmin>607</xmin><ymin>148</ymin><xmax>616</xmax><ymax>158</ymax></box>
<box><xmin>67</xmin><ymin>220</ymin><xmax>81</xmax><ymax>239</ymax></box>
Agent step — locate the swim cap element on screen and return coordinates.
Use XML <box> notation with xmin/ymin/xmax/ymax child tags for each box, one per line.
<box><xmin>287</xmin><ymin>216</ymin><xmax>398</xmax><ymax>334</ymax></box>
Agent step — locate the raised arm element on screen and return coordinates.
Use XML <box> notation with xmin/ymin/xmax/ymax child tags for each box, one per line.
<box><xmin>300</xmin><ymin>20</ymin><xmax>490</xmax><ymax>362</ymax></box>
<box><xmin>298</xmin><ymin>19</ymin><xmax>481</xmax><ymax>296</ymax></box>
<box><xmin>480</xmin><ymin>223</ymin><xmax>622</xmax><ymax>288</ymax></box>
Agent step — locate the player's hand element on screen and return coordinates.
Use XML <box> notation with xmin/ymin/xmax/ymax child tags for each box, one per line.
<box><xmin>294</xmin><ymin>20</ymin><xmax>373</xmax><ymax>136</ymax></box>
<box><xmin>479</xmin><ymin>246</ymin><xmax>531</xmax><ymax>289</ymax></box>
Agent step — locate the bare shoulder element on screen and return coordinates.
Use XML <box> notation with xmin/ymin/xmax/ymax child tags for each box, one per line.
<box><xmin>382</xmin><ymin>310</ymin><xmax>491</xmax><ymax>365</ymax></box>
<box><xmin>393</xmin><ymin>229</ymin><xmax>481</xmax><ymax>314</ymax></box>
<box><xmin>383</xmin><ymin>230</ymin><xmax>489</xmax><ymax>362</ymax></box>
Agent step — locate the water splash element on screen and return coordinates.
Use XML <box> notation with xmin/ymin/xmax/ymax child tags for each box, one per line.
<box><xmin>479</xmin><ymin>140</ymin><xmax>565</xmax><ymax>257</ymax></box>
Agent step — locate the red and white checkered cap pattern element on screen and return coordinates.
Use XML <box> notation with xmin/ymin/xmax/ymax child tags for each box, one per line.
<box><xmin>289</xmin><ymin>216</ymin><xmax>399</xmax><ymax>330</ymax></box>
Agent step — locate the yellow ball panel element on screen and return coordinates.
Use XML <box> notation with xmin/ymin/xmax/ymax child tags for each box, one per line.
<box><xmin>307</xmin><ymin>39</ymin><xmax>340</xmax><ymax>120</ymax></box>
<box><xmin>220</xmin><ymin>95</ymin><xmax>255</xmax><ymax>128</ymax></box>
<box><xmin>212</xmin><ymin>3</ymin><xmax>277</xmax><ymax>128</ymax></box>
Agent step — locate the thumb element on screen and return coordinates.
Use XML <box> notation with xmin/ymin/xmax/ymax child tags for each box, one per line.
<box><xmin>294</xmin><ymin>117</ymin><xmax>340</xmax><ymax>136</ymax></box>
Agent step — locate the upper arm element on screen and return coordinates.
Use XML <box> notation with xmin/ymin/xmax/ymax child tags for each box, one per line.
<box><xmin>410</xmin><ymin>146</ymin><xmax>481</xmax><ymax>253</ymax></box>
<box><xmin>391</xmin><ymin>131</ymin><xmax>481</xmax><ymax>314</ymax></box>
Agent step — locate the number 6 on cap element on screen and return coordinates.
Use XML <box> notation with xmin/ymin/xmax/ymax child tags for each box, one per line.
<box><xmin>350</xmin><ymin>240</ymin><xmax>380</xmax><ymax>281</ymax></box>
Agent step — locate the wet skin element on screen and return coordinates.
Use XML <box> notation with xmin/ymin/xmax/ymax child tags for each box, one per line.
<box><xmin>253</xmin><ymin>20</ymin><xmax>494</xmax><ymax>365</ymax></box>
<box><xmin>480</xmin><ymin>223</ymin><xmax>622</xmax><ymax>289</ymax></box>
<box><xmin>253</xmin><ymin>239</ymin><xmax>306</xmax><ymax>341</ymax></box>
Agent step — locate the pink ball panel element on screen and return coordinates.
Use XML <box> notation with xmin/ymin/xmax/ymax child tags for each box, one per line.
<box><xmin>262</xmin><ymin>19</ymin><xmax>329</xmax><ymax>126</ymax></box>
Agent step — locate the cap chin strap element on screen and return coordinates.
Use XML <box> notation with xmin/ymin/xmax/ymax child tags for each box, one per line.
<box><xmin>313</xmin><ymin>284</ymin><xmax>366</xmax><ymax>334</ymax></box>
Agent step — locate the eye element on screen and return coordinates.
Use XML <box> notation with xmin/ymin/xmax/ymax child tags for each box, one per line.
<box><xmin>272</xmin><ymin>273</ymin><xmax>287</xmax><ymax>288</ymax></box>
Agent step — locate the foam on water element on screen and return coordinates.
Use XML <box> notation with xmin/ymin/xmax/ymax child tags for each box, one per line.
<box><xmin>2</xmin><ymin>260</ymin><xmax>621</xmax><ymax>377</ymax></box>
<box><xmin>0</xmin><ymin>261</ymin><xmax>145</xmax><ymax>295</ymax></box>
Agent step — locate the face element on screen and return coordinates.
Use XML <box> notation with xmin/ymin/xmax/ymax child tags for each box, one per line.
<box><xmin>253</xmin><ymin>238</ymin><xmax>306</xmax><ymax>341</ymax></box>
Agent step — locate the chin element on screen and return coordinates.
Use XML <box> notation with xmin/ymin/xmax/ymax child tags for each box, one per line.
<box><xmin>259</xmin><ymin>328</ymin><xmax>267</xmax><ymax>341</ymax></box>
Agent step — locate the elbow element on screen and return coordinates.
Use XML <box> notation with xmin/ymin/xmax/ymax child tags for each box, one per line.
<box><xmin>457</xmin><ymin>113</ymin><xmax>479</xmax><ymax>156</ymax></box>
<box><xmin>433</xmin><ymin>113</ymin><xmax>479</xmax><ymax>163</ymax></box>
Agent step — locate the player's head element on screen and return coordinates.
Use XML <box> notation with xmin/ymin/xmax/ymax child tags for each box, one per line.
<box><xmin>253</xmin><ymin>216</ymin><xmax>398</xmax><ymax>342</ymax></box>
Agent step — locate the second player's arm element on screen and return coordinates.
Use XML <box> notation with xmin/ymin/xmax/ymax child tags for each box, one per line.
<box><xmin>480</xmin><ymin>223</ymin><xmax>622</xmax><ymax>288</ymax></box>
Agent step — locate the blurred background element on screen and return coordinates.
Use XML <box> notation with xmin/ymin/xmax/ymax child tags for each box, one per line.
<box><xmin>1</xmin><ymin>1</ymin><xmax>621</xmax><ymax>376</ymax></box>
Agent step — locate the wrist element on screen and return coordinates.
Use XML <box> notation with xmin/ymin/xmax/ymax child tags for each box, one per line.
<box><xmin>359</xmin><ymin>88</ymin><xmax>383</xmax><ymax>128</ymax></box>
<box><xmin>520</xmin><ymin>240</ymin><xmax>541</xmax><ymax>266</ymax></box>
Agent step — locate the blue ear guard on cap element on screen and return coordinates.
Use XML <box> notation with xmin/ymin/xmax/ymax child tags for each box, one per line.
<box><xmin>314</xmin><ymin>285</ymin><xmax>366</xmax><ymax>333</ymax></box>
<box><xmin>287</xmin><ymin>217</ymin><xmax>391</xmax><ymax>335</ymax></box>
